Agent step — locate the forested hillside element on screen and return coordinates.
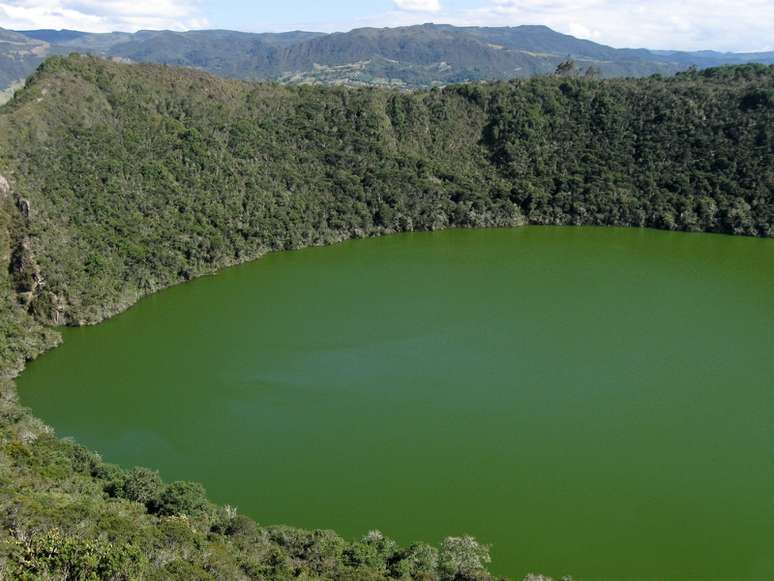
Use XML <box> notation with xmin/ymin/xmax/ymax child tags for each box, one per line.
<box><xmin>4</xmin><ymin>23</ymin><xmax>774</xmax><ymax>95</ymax></box>
<box><xmin>1</xmin><ymin>56</ymin><xmax>772</xmax><ymax>326</ymax></box>
<box><xmin>0</xmin><ymin>55</ymin><xmax>772</xmax><ymax>579</ymax></box>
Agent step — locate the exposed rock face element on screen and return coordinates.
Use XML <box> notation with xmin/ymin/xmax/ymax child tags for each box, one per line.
<box><xmin>18</xmin><ymin>198</ymin><xmax>30</xmax><ymax>218</ymax></box>
<box><xmin>11</xmin><ymin>238</ymin><xmax>41</xmax><ymax>294</ymax></box>
<box><xmin>29</xmin><ymin>290</ymin><xmax>68</xmax><ymax>326</ymax></box>
<box><xmin>0</xmin><ymin>178</ymin><xmax>54</xmax><ymax>321</ymax></box>
<box><xmin>0</xmin><ymin>174</ymin><xmax>9</xmax><ymax>199</ymax></box>
<box><xmin>0</xmin><ymin>175</ymin><xmax>32</xmax><ymax>218</ymax></box>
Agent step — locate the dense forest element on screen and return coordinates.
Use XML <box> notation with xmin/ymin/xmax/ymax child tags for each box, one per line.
<box><xmin>0</xmin><ymin>55</ymin><xmax>772</xmax><ymax>579</ymax></box>
<box><xmin>2</xmin><ymin>56</ymin><xmax>773</xmax><ymax>326</ymax></box>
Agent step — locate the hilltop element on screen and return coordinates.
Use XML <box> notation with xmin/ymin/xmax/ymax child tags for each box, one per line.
<box><xmin>2</xmin><ymin>23</ymin><xmax>774</xmax><ymax>98</ymax></box>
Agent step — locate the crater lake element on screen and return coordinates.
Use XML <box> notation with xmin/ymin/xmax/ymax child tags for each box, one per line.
<box><xmin>18</xmin><ymin>227</ymin><xmax>774</xmax><ymax>580</ymax></box>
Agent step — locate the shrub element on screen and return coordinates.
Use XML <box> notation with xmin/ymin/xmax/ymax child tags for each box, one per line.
<box><xmin>154</xmin><ymin>480</ymin><xmax>210</xmax><ymax>517</ymax></box>
<box><xmin>121</xmin><ymin>467</ymin><xmax>163</xmax><ymax>507</ymax></box>
<box><xmin>389</xmin><ymin>542</ymin><xmax>439</xmax><ymax>579</ymax></box>
<box><xmin>438</xmin><ymin>536</ymin><xmax>492</xmax><ymax>580</ymax></box>
<box><xmin>8</xmin><ymin>528</ymin><xmax>144</xmax><ymax>580</ymax></box>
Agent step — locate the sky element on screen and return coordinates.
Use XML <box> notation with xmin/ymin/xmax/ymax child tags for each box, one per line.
<box><xmin>0</xmin><ymin>0</ymin><xmax>772</xmax><ymax>52</ymax></box>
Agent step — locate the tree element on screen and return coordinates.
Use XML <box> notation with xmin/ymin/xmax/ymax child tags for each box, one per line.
<box><xmin>122</xmin><ymin>466</ymin><xmax>163</xmax><ymax>507</ymax></box>
<box><xmin>153</xmin><ymin>481</ymin><xmax>210</xmax><ymax>517</ymax></box>
<box><xmin>391</xmin><ymin>543</ymin><xmax>439</xmax><ymax>579</ymax></box>
<box><xmin>584</xmin><ymin>65</ymin><xmax>601</xmax><ymax>79</ymax></box>
<box><xmin>555</xmin><ymin>59</ymin><xmax>577</xmax><ymax>77</ymax></box>
<box><xmin>438</xmin><ymin>536</ymin><xmax>491</xmax><ymax>580</ymax></box>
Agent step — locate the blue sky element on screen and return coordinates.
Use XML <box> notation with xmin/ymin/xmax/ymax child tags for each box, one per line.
<box><xmin>208</xmin><ymin>1</ymin><xmax>480</xmax><ymax>32</ymax></box>
<box><xmin>1</xmin><ymin>0</ymin><xmax>772</xmax><ymax>53</ymax></box>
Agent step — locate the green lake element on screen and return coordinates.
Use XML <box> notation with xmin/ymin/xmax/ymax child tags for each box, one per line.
<box><xmin>18</xmin><ymin>227</ymin><xmax>774</xmax><ymax>580</ymax></box>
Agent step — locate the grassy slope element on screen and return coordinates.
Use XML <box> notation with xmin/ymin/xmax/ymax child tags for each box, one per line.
<box><xmin>0</xmin><ymin>54</ymin><xmax>771</xmax><ymax>579</ymax></box>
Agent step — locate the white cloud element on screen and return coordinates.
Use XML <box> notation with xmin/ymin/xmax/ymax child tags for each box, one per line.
<box><xmin>460</xmin><ymin>0</ymin><xmax>774</xmax><ymax>52</ymax></box>
<box><xmin>1</xmin><ymin>0</ymin><xmax>771</xmax><ymax>53</ymax></box>
<box><xmin>0</xmin><ymin>0</ymin><xmax>208</xmax><ymax>32</ymax></box>
<box><xmin>277</xmin><ymin>0</ymin><xmax>774</xmax><ymax>52</ymax></box>
<box><xmin>567</xmin><ymin>22</ymin><xmax>601</xmax><ymax>42</ymax></box>
<box><xmin>393</xmin><ymin>0</ymin><xmax>442</xmax><ymax>14</ymax></box>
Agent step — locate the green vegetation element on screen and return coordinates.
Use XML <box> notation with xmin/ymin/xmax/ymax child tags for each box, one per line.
<box><xmin>0</xmin><ymin>401</ymin><xmax>504</xmax><ymax>580</ymax></box>
<box><xmin>0</xmin><ymin>404</ymin><xmax>505</xmax><ymax>581</ymax></box>
<box><xmin>1</xmin><ymin>56</ymin><xmax>772</xmax><ymax>326</ymax></box>
<box><xmin>5</xmin><ymin>23</ymin><xmax>774</xmax><ymax>93</ymax></box>
<box><xmin>0</xmin><ymin>55</ymin><xmax>772</xmax><ymax>579</ymax></box>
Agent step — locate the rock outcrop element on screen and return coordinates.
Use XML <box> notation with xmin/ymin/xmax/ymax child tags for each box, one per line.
<box><xmin>0</xmin><ymin>174</ymin><xmax>61</xmax><ymax>323</ymax></box>
<box><xmin>0</xmin><ymin>174</ymin><xmax>9</xmax><ymax>199</ymax></box>
<box><xmin>18</xmin><ymin>197</ymin><xmax>30</xmax><ymax>218</ymax></box>
<box><xmin>11</xmin><ymin>238</ymin><xmax>42</xmax><ymax>295</ymax></box>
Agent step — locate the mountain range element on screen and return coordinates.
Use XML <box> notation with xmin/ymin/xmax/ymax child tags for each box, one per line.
<box><xmin>2</xmin><ymin>23</ymin><xmax>774</xmax><ymax>98</ymax></box>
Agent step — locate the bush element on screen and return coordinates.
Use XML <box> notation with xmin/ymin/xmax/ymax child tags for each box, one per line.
<box><xmin>439</xmin><ymin>536</ymin><xmax>492</xmax><ymax>580</ymax></box>
<box><xmin>389</xmin><ymin>542</ymin><xmax>439</xmax><ymax>579</ymax></box>
<box><xmin>121</xmin><ymin>466</ymin><xmax>163</xmax><ymax>507</ymax></box>
<box><xmin>8</xmin><ymin>528</ymin><xmax>144</xmax><ymax>580</ymax></box>
<box><xmin>153</xmin><ymin>480</ymin><xmax>210</xmax><ymax>517</ymax></box>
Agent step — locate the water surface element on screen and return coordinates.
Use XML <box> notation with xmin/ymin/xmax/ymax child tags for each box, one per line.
<box><xmin>19</xmin><ymin>227</ymin><xmax>774</xmax><ymax>580</ymax></box>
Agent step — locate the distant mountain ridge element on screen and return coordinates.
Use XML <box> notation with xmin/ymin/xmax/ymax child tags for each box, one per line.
<box><xmin>2</xmin><ymin>23</ymin><xmax>774</xmax><ymax>96</ymax></box>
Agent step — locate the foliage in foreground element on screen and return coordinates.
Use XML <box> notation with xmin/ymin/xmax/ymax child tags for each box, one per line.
<box><xmin>1</xmin><ymin>373</ymin><xmax>516</xmax><ymax>580</ymax></box>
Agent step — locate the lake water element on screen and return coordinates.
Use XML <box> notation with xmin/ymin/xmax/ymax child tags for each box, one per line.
<box><xmin>18</xmin><ymin>227</ymin><xmax>774</xmax><ymax>580</ymax></box>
